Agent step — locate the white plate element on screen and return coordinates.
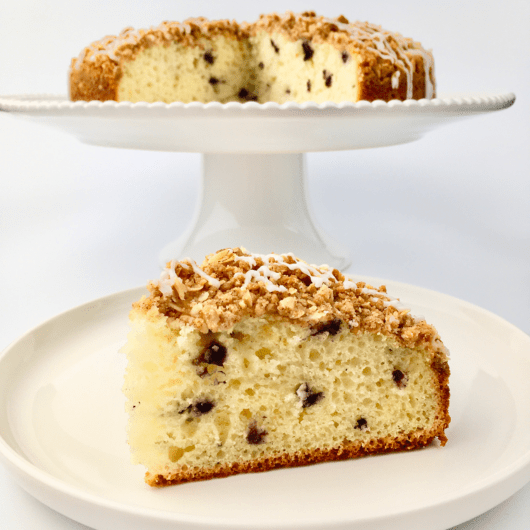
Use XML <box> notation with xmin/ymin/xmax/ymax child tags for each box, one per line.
<box><xmin>0</xmin><ymin>93</ymin><xmax>515</xmax><ymax>152</ymax></box>
<box><xmin>1</xmin><ymin>280</ymin><xmax>530</xmax><ymax>530</ymax></box>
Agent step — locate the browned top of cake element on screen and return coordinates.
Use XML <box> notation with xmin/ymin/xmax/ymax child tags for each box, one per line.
<box><xmin>72</xmin><ymin>18</ymin><xmax>246</xmax><ymax>68</ymax></box>
<box><xmin>135</xmin><ymin>248</ymin><xmax>448</xmax><ymax>359</ymax></box>
<box><xmin>250</xmin><ymin>11</ymin><xmax>419</xmax><ymax>53</ymax></box>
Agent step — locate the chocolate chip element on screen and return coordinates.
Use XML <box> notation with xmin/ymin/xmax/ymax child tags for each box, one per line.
<box><xmin>392</xmin><ymin>369</ymin><xmax>408</xmax><ymax>388</ymax></box>
<box><xmin>307</xmin><ymin>80</ymin><xmax>312</xmax><ymax>92</ymax></box>
<box><xmin>285</xmin><ymin>89</ymin><xmax>291</xmax><ymax>94</ymax></box>
<box><xmin>297</xmin><ymin>383</ymin><xmax>324</xmax><ymax>408</ymax></box>
<box><xmin>203</xmin><ymin>51</ymin><xmax>215</xmax><ymax>64</ymax></box>
<box><xmin>179</xmin><ymin>399</ymin><xmax>215</xmax><ymax>416</ymax></box>
<box><xmin>194</xmin><ymin>340</ymin><xmax>227</xmax><ymax>367</ymax></box>
<box><xmin>246</xmin><ymin>420</ymin><xmax>267</xmax><ymax>445</ymax></box>
<box><xmin>270</xmin><ymin>39</ymin><xmax>279</xmax><ymax>53</ymax></box>
<box><xmin>329</xmin><ymin>24</ymin><xmax>339</xmax><ymax>32</ymax></box>
<box><xmin>311</xmin><ymin>318</ymin><xmax>342</xmax><ymax>336</ymax></box>
<box><xmin>209</xmin><ymin>77</ymin><xmax>220</xmax><ymax>85</ymax></box>
<box><xmin>341</xmin><ymin>51</ymin><xmax>350</xmax><ymax>64</ymax></box>
<box><xmin>258</xmin><ymin>62</ymin><xmax>264</xmax><ymax>69</ymax></box>
<box><xmin>192</xmin><ymin>399</ymin><xmax>215</xmax><ymax>416</ymax></box>
<box><xmin>323</xmin><ymin>70</ymin><xmax>333</xmax><ymax>87</ymax></box>
<box><xmin>355</xmin><ymin>418</ymin><xmax>368</xmax><ymax>431</ymax></box>
<box><xmin>302</xmin><ymin>41</ymin><xmax>314</xmax><ymax>61</ymax></box>
<box><xmin>238</xmin><ymin>88</ymin><xmax>258</xmax><ymax>101</ymax></box>
<box><xmin>337</xmin><ymin>15</ymin><xmax>349</xmax><ymax>24</ymax></box>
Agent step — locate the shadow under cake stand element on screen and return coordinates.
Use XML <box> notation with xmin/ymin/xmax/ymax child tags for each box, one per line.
<box><xmin>0</xmin><ymin>93</ymin><xmax>515</xmax><ymax>268</ymax></box>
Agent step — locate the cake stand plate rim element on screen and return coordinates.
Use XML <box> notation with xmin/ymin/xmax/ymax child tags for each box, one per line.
<box><xmin>0</xmin><ymin>92</ymin><xmax>515</xmax><ymax>153</ymax></box>
<box><xmin>0</xmin><ymin>91</ymin><xmax>516</xmax><ymax>114</ymax></box>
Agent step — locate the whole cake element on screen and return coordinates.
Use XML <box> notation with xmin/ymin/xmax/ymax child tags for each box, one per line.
<box><xmin>122</xmin><ymin>248</ymin><xmax>450</xmax><ymax>486</ymax></box>
<box><xmin>70</xmin><ymin>11</ymin><xmax>435</xmax><ymax>103</ymax></box>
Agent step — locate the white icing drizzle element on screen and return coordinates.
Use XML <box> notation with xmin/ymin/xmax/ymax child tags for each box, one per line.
<box><xmin>157</xmin><ymin>259</ymin><xmax>179</xmax><ymax>296</ymax></box>
<box><xmin>331</xmin><ymin>18</ymin><xmax>435</xmax><ymax>99</ymax></box>
<box><xmin>236</xmin><ymin>252</ymin><xmax>336</xmax><ymax>291</ymax></box>
<box><xmin>181</xmin><ymin>258</ymin><xmax>221</xmax><ymax>288</ymax></box>
<box><xmin>391</xmin><ymin>70</ymin><xmax>400</xmax><ymax>89</ymax></box>
<box><xmin>157</xmin><ymin>257</ymin><xmax>220</xmax><ymax>295</ymax></box>
<box><xmin>71</xmin><ymin>21</ymin><xmax>193</xmax><ymax>69</ymax></box>
<box><xmin>357</xmin><ymin>284</ymin><xmax>413</xmax><ymax>314</ymax></box>
<box><xmin>342</xmin><ymin>279</ymin><xmax>357</xmax><ymax>290</ymax></box>
<box><xmin>234</xmin><ymin>269</ymin><xmax>287</xmax><ymax>293</ymax></box>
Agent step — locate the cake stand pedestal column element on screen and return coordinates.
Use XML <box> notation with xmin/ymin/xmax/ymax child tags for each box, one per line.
<box><xmin>159</xmin><ymin>153</ymin><xmax>351</xmax><ymax>268</ymax></box>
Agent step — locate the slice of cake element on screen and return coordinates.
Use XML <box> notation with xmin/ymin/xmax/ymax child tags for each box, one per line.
<box><xmin>70</xmin><ymin>11</ymin><xmax>435</xmax><ymax>103</ymax></box>
<box><xmin>122</xmin><ymin>248</ymin><xmax>450</xmax><ymax>486</ymax></box>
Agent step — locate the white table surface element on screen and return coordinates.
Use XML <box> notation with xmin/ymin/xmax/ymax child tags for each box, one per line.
<box><xmin>1</xmin><ymin>0</ymin><xmax>529</xmax><ymax>528</ymax></box>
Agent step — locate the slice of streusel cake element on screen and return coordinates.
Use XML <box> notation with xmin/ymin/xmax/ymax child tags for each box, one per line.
<box><xmin>122</xmin><ymin>248</ymin><xmax>450</xmax><ymax>486</ymax></box>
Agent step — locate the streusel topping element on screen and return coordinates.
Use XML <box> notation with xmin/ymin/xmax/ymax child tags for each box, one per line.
<box><xmin>134</xmin><ymin>248</ymin><xmax>448</xmax><ymax>358</ymax></box>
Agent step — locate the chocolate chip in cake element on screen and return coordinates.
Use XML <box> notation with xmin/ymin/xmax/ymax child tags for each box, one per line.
<box><xmin>341</xmin><ymin>51</ymin><xmax>350</xmax><ymax>64</ymax></box>
<box><xmin>238</xmin><ymin>88</ymin><xmax>258</xmax><ymax>101</ymax></box>
<box><xmin>307</xmin><ymin>80</ymin><xmax>312</xmax><ymax>92</ymax></box>
<box><xmin>355</xmin><ymin>418</ymin><xmax>368</xmax><ymax>431</ymax></box>
<box><xmin>246</xmin><ymin>420</ymin><xmax>268</xmax><ymax>445</ymax></box>
<box><xmin>329</xmin><ymin>24</ymin><xmax>339</xmax><ymax>32</ymax></box>
<box><xmin>258</xmin><ymin>62</ymin><xmax>264</xmax><ymax>69</ymax></box>
<box><xmin>192</xmin><ymin>399</ymin><xmax>215</xmax><ymax>416</ymax></box>
<box><xmin>323</xmin><ymin>70</ymin><xmax>333</xmax><ymax>87</ymax></box>
<box><xmin>195</xmin><ymin>340</ymin><xmax>227</xmax><ymax>367</ymax></box>
<box><xmin>285</xmin><ymin>89</ymin><xmax>291</xmax><ymax>95</ymax></box>
<box><xmin>209</xmin><ymin>77</ymin><xmax>220</xmax><ymax>86</ymax></box>
<box><xmin>392</xmin><ymin>369</ymin><xmax>409</xmax><ymax>388</ymax></box>
<box><xmin>203</xmin><ymin>51</ymin><xmax>215</xmax><ymax>65</ymax></box>
<box><xmin>311</xmin><ymin>318</ymin><xmax>342</xmax><ymax>337</ymax></box>
<box><xmin>270</xmin><ymin>39</ymin><xmax>279</xmax><ymax>54</ymax></box>
<box><xmin>296</xmin><ymin>383</ymin><xmax>324</xmax><ymax>408</ymax></box>
<box><xmin>302</xmin><ymin>41</ymin><xmax>314</xmax><ymax>61</ymax></box>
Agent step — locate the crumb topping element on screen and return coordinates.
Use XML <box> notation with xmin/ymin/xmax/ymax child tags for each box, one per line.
<box><xmin>135</xmin><ymin>248</ymin><xmax>448</xmax><ymax>358</ymax></box>
<box><xmin>69</xmin><ymin>17</ymin><xmax>247</xmax><ymax>84</ymax></box>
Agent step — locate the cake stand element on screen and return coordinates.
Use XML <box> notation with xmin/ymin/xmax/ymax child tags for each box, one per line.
<box><xmin>0</xmin><ymin>93</ymin><xmax>515</xmax><ymax>269</ymax></box>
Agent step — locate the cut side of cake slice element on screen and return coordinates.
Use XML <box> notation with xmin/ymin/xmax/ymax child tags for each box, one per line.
<box><xmin>122</xmin><ymin>248</ymin><xmax>450</xmax><ymax>486</ymax></box>
<box><xmin>70</xmin><ymin>12</ymin><xmax>435</xmax><ymax>103</ymax></box>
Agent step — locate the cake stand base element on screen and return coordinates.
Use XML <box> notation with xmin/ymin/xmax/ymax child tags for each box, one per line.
<box><xmin>159</xmin><ymin>153</ymin><xmax>351</xmax><ymax>268</ymax></box>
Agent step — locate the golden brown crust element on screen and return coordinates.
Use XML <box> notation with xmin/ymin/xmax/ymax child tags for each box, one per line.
<box><xmin>70</xmin><ymin>12</ymin><xmax>435</xmax><ymax>102</ymax></box>
<box><xmin>146</xmin><ymin>426</ymin><xmax>444</xmax><ymax>486</ymax></box>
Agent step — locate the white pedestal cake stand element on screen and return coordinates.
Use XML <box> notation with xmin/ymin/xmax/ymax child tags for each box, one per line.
<box><xmin>0</xmin><ymin>93</ymin><xmax>515</xmax><ymax>269</ymax></box>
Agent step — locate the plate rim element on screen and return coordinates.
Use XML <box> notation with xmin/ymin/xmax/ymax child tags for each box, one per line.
<box><xmin>1</xmin><ymin>279</ymin><xmax>530</xmax><ymax>530</ymax></box>
<box><xmin>0</xmin><ymin>91</ymin><xmax>516</xmax><ymax>115</ymax></box>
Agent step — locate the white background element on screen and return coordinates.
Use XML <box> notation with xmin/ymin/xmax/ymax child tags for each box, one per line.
<box><xmin>0</xmin><ymin>0</ymin><xmax>529</xmax><ymax>528</ymax></box>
